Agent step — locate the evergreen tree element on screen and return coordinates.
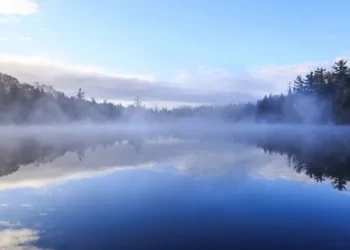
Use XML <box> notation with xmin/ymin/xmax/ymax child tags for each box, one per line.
<box><xmin>76</xmin><ymin>88</ymin><xmax>85</xmax><ymax>100</ymax></box>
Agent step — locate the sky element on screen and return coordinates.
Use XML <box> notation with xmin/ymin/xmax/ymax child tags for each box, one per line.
<box><xmin>0</xmin><ymin>0</ymin><xmax>350</xmax><ymax>107</ymax></box>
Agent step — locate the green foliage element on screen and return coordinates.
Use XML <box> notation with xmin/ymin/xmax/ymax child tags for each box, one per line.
<box><xmin>256</xmin><ymin>60</ymin><xmax>350</xmax><ymax>124</ymax></box>
<box><xmin>2</xmin><ymin>60</ymin><xmax>350</xmax><ymax>124</ymax></box>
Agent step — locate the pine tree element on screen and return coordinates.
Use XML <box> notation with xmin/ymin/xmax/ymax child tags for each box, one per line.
<box><xmin>76</xmin><ymin>88</ymin><xmax>85</xmax><ymax>100</ymax></box>
<box><xmin>134</xmin><ymin>96</ymin><xmax>142</xmax><ymax>108</ymax></box>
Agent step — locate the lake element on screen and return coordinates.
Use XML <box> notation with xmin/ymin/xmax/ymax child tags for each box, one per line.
<box><xmin>0</xmin><ymin>126</ymin><xmax>350</xmax><ymax>249</ymax></box>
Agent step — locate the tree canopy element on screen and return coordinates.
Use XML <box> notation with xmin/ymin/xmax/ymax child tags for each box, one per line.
<box><xmin>256</xmin><ymin>60</ymin><xmax>350</xmax><ymax>124</ymax></box>
<box><xmin>0</xmin><ymin>60</ymin><xmax>350</xmax><ymax>124</ymax></box>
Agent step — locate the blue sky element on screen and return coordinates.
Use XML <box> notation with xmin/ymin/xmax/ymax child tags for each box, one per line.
<box><xmin>0</xmin><ymin>0</ymin><xmax>349</xmax><ymax>106</ymax></box>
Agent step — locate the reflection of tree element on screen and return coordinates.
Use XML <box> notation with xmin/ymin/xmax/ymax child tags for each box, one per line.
<box><xmin>77</xmin><ymin>150</ymin><xmax>85</xmax><ymax>161</ymax></box>
<box><xmin>0</xmin><ymin>134</ymin><xmax>146</xmax><ymax>178</ymax></box>
<box><xmin>332</xmin><ymin>177</ymin><xmax>347</xmax><ymax>191</ymax></box>
<box><xmin>3</xmin><ymin>129</ymin><xmax>350</xmax><ymax>193</ymax></box>
<box><xmin>128</xmin><ymin>139</ymin><xmax>143</xmax><ymax>153</ymax></box>
<box><xmin>255</xmin><ymin>133</ymin><xmax>350</xmax><ymax>191</ymax></box>
<box><xmin>0</xmin><ymin>164</ymin><xmax>20</xmax><ymax>177</ymax></box>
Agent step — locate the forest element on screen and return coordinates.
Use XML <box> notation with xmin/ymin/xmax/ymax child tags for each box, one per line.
<box><xmin>256</xmin><ymin>60</ymin><xmax>350</xmax><ymax>124</ymax></box>
<box><xmin>0</xmin><ymin>60</ymin><xmax>350</xmax><ymax>124</ymax></box>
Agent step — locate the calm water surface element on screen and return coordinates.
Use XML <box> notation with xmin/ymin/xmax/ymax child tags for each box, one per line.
<box><xmin>0</xmin><ymin>129</ymin><xmax>350</xmax><ymax>249</ymax></box>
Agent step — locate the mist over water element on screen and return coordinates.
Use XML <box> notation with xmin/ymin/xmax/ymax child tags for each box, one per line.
<box><xmin>0</xmin><ymin>123</ymin><xmax>349</xmax><ymax>181</ymax></box>
<box><xmin>0</xmin><ymin>124</ymin><xmax>350</xmax><ymax>249</ymax></box>
<box><xmin>2</xmin><ymin>0</ymin><xmax>350</xmax><ymax>248</ymax></box>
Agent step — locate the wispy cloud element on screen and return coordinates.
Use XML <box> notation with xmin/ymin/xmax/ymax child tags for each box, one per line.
<box><xmin>0</xmin><ymin>37</ymin><xmax>8</xmax><ymax>41</ymax></box>
<box><xmin>0</xmin><ymin>53</ymin><xmax>346</xmax><ymax>106</ymax></box>
<box><xmin>0</xmin><ymin>0</ymin><xmax>39</xmax><ymax>16</ymax></box>
<box><xmin>0</xmin><ymin>54</ymin><xmax>289</xmax><ymax>105</ymax></box>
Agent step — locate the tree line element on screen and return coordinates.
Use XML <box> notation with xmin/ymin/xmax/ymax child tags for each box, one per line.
<box><xmin>1</xmin><ymin>60</ymin><xmax>350</xmax><ymax>124</ymax></box>
<box><xmin>0</xmin><ymin>72</ymin><xmax>256</xmax><ymax>123</ymax></box>
<box><xmin>256</xmin><ymin>60</ymin><xmax>350</xmax><ymax>124</ymax></box>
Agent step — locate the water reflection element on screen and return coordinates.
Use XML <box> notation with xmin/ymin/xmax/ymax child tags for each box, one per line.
<box><xmin>254</xmin><ymin>133</ymin><xmax>350</xmax><ymax>191</ymax></box>
<box><xmin>1</xmin><ymin>129</ymin><xmax>350</xmax><ymax>249</ymax></box>
<box><xmin>0</xmin><ymin>135</ymin><xmax>116</xmax><ymax>178</ymax></box>
<box><xmin>0</xmin><ymin>221</ymin><xmax>42</xmax><ymax>249</ymax></box>
<box><xmin>0</xmin><ymin>130</ymin><xmax>349</xmax><ymax>191</ymax></box>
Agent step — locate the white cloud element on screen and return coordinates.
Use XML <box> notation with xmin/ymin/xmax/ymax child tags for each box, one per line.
<box><xmin>0</xmin><ymin>54</ymin><xmax>156</xmax><ymax>81</ymax></box>
<box><xmin>0</xmin><ymin>37</ymin><xmax>8</xmax><ymax>41</ymax></box>
<box><xmin>0</xmin><ymin>54</ymin><xmax>254</xmax><ymax>105</ymax></box>
<box><xmin>0</xmin><ymin>54</ymin><xmax>337</xmax><ymax>106</ymax></box>
<box><xmin>0</xmin><ymin>0</ymin><xmax>38</xmax><ymax>16</ymax></box>
<box><xmin>173</xmin><ymin>59</ymin><xmax>339</xmax><ymax>100</ymax></box>
<box><xmin>251</xmin><ymin>60</ymin><xmax>332</xmax><ymax>94</ymax></box>
<box><xmin>0</xmin><ymin>204</ymin><xmax>8</xmax><ymax>207</ymax></box>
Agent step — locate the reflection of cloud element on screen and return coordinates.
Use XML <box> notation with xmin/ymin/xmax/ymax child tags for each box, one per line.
<box><xmin>173</xmin><ymin>146</ymin><xmax>260</xmax><ymax>177</ymax></box>
<box><xmin>161</xmin><ymin>143</ymin><xmax>316</xmax><ymax>184</ymax></box>
<box><xmin>0</xmin><ymin>220</ymin><xmax>43</xmax><ymax>249</ymax></box>
<box><xmin>145</xmin><ymin>137</ymin><xmax>184</xmax><ymax>145</ymax></box>
<box><xmin>0</xmin><ymin>221</ymin><xmax>18</xmax><ymax>228</ymax></box>
<box><xmin>0</xmin><ymin>162</ymin><xmax>153</xmax><ymax>190</ymax></box>
<box><xmin>0</xmin><ymin>228</ymin><xmax>40</xmax><ymax>249</ymax></box>
<box><xmin>0</xmin><ymin>137</ymin><xmax>195</xmax><ymax>190</ymax></box>
<box><xmin>20</xmin><ymin>204</ymin><xmax>33</xmax><ymax>207</ymax></box>
<box><xmin>249</xmin><ymin>156</ymin><xmax>314</xmax><ymax>183</ymax></box>
<box><xmin>0</xmin><ymin>135</ymin><xmax>320</xmax><ymax>190</ymax></box>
